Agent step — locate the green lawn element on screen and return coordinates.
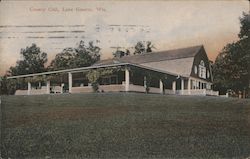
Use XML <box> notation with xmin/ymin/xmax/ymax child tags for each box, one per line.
<box><xmin>1</xmin><ymin>93</ymin><xmax>250</xmax><ymax>158</ymax></box>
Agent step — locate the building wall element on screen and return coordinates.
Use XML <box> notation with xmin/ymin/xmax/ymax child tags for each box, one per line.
<box><xmin>190</xmin><ymin>47</ymin><xmax>213</xmax><ymax>82</ymax></box>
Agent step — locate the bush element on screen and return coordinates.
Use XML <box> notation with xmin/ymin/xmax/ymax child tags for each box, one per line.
<box><xmin>91</xmin><ymin>82</ymin><xmax>99</xmax><ymax>92</ymax></box>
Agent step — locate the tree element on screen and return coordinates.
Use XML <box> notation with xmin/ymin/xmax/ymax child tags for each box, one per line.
<box><xmin>49</xmin><ymin>40</ymin><xmax>101</xmax><ymax>70</ymax></box>
<box><xmin>48</xmin><ymin>48</ymin><xmax>75</xmax><ymax>71</ymax></box>
<box><xmin>213</xmin><ymin>13</ymin><xmax>250</xmax><ymax>97</ymax></box>
<box><xmin>86</xmin><ymin>41</ymin><xmax>101</xmax><ymax>63</ymax></box>
<box><xmin>134</xmin><ymin>41</ymin><xmax>155</xmax><ymax>55</ymax></box>
<box><xmin>134</xmin><ymin>41</ymin><xmax>145</xmax><ymax>55</ymax></box>
<box><xmin>86</xmin><ymin>70</ymin><xmax>101</xmax><ymax>92</ymax></box>
<box><xmin>4</xmin><ymin>44</ymin><xmax>47</xmax><ymax>95</ymax></box>
<box><xmin>86</xmin><ymin>67</ymin><xmax>117</xmax><ymax>92</ymax></box>
<box><xmin>8</xmin><ymin>44</ymin><xmax>48</xmax><ymax>76</ymax></box>
<box><xmin>112</xmin><ymin>41</ymin><xmax>154</xmax><ymax>57</ymax></box>
<box><xmin>113</xmin><ymin>49</ymin><xmax>130</xmax><ymax>58</ymax></box>
<box><xmin>146</xmin><ymin>41</ymin><xmax>154</xmax><ymax>53</ymax></box>
<box><xmin>239</xmin><ymin>13</ymin><xmax>250</xmax><ymax>97</ymax></box>
<box><xmin>0</xmin><ymin>76</ymin><xmax>17</xmax><ymax>95</ymax></box>
<box><xmin>0</xmin><ymin>76</ymin><xmax>5</xmax><ymax>94</ymax></box>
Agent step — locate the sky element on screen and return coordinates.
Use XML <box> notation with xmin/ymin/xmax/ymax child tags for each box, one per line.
<box><xmin>0</xmin><ymin>0</ymin><xmax>249</xmax><ymax>75</ymax></box>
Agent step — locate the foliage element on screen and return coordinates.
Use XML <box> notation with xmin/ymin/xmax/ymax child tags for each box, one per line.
<box><xmin>48</xmin><ymin>48</ymin><xmax>75</xmax><ymax>71</ymax></box>
<box><xmin>86</xmin><ymin>67</ymin><xmax>122</xmax><ymax>92</ymax></box>
<box><xmin>49</xmin><ymin>41</ymin><xmax>101</xmax><ymax>71</ymax></box>
<box><xmin>0</xmin><ymin>76</ymin><xmax>3</xmax><ymax>94</ymax></box>
<box><xmin>213</xmin><ymin>13</ymin><xmax>250</xmax><ymax>96</ymax></box>
<box><xmin>86</xmin><ymin>41</ymin><xmax>101</xmax><ymax>62</ymax></box>
<box><xmin>112</xmin><ymin>41</ymin><xmax>155</xmax><ymax>58</ymax></box>
<box><xmin>146</xmin><ymin>41</ymin><xmax>154</xmax><ymax>53</ymax></box>
<box><xmin>8</xmin><ymin>44</ymin><xmax>48</xmax><ymax>76</ymax></box>
<box><xmin>46</xmin><ymin>74</ymin><xmax>63</xmax><ymax>82</ymax></box>
<box><xmin>86</xmin><ymin>70</ymin><xmax>101</xmax><ymax>92</ymax></box>
<box><xmin>0</xmin><ymin>76</ymin><xmax>17</xmax><ymax>95</ymax></box>
<box><xmin>134</xmin><ymin>41</ymin><xmax>145</xmax><ymax>55</ymax></box>
<box><xmin>4</xmin><ymin>44</ymin><xmax>48</xmax><ymax>94</ymax></box>
<box><xmin>91</xmin><ymin>82</ymin><xmax>99</xmax><ymax>92</ymax></box>
<box><xmin>0</xmin><ymin>76</ymin><xmax>7</xmax><ymax>94</ymax></box>
<box><xmin>113</xmin><ymin>49</ymin><xmax>130</xmax><ymax>58</ymax></box>
<box><xmin>23</xmin><ymin>75</ymin><xmax>57</xmax><ymax>83</ymax></box>
<box><xmin>144</xmin><ymin>72</ymin><xmax>152</xmax><ymax>93</ymax></box>
<box><xmin>134</xmin><ymin>41</ymin><xmax>155</xmax><ymax>55</ymax></box>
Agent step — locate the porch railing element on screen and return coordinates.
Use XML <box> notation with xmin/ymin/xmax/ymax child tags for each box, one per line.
<box><xmin>71</xmin><ymin>84</ymin><xmax>125</xmax><ymax>93</ymax></box>
<box><xmin>129</xmin><ymin>84</ymin><xmax>146</xmax><ymax>93</ymax></box>
<box><xmin>176</xmin><ymin>89</ymin><xmax>219</xmax><ymax>96</ymax></box>
<box><xmin>15</xmin><ymin>87</ymin><xmax>47</xmax><ymax>95</ymax></box>
<box><xmin>15</xmin><ymin>84</ymin><xmax>218</xmax><ymax>96</ymax></box>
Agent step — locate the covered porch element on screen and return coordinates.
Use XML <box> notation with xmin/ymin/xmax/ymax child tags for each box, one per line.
<box><xmin>8</xmin><ymin>63</ymin><xmax>218</xmax><ymax>96</ymax></box>
<box><xmin>69</xmin><ymin>65</ymin><xmax>177</xmax><ymax>94</ymax></box>
<box><xmin>174</xmin><ymin>78</ymin><xmax>218</xmax><ymax>96</ymax></box>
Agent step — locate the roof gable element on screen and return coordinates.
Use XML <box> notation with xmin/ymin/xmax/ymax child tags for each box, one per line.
<box><xmin>119</xmin><ymin>45</ymin><xmax>202</xmax><ymax>64</ymax></box>
<box><xmin>94</xmin><ymin>45</ymin><xmax>203</xmax><ymax>66</ymax></box>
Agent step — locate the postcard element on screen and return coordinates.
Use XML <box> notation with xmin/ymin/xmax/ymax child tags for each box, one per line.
<box><xmin>0</xmin><ymin>0</ymin><xmax>249</xmax><ymax>158</ymax></box>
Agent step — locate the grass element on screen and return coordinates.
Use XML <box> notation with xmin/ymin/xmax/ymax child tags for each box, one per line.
<box><xmin>1</xmin><ymin>93</ymin><xmax>250</xmax><ymax>158</ymax></box>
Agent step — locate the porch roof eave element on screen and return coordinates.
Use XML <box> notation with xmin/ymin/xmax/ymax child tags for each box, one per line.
<box><xmin>6</xmin><ymin>63</ymin><xmax>130</xmax><ymax>79</ymax></box>
<box><xmin>6</xmin><ymin>62</ymin><xmax>181</xmax><ymax>79</ymax></box>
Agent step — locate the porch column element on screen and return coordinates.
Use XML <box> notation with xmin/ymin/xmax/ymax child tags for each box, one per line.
<box><xmin>181</xmin><ymin>78</ymin><xmax>184</xmax><ymax>95</ymax></box>
<box><xmin>195</xmin><ymin>80</ymin><xmax>197</xmax><ymax>90</ymax></box>
<box><xmin>144</xmin><ymin>76</ymin><xmax>147</xmax><ymax>88</ymax></box>
<box><xmin>172</xmin><ymin>81</ymin><xmax>176</xmax><ymax>94</ymax></box>
<box><xmin>68</xmin><ymin>72</ymin><xmax>72</xmax><ymax>93</ymax></box>
<box><xmin>125</xmin><ymin>67</ymin><xmax>130</xmax><ymax>92</ymax></box>
<box><xmin>61</xmin><ymin>83</ymin><xmax>64</xmax><ymax>94</ymax></box>
<box><xmin>188</xmin><ymin>78</ymin><xmax>191</xmax><ymax>95</ymax></box>
<box><xmin>46</xmin><ymin>80</ymin><xmax>50</xmax><ymax>94</ymax></box>
<box><xmin>159</xmin><ymin>79</ymin><xmax>164</xmax><ymax>94</ymax></box>
<box><xmin>27</xmin><ymin>82</ymin><xmax>31</xmax><ymax>95</ymax></box>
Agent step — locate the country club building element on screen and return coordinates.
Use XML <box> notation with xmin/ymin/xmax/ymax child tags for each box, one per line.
<box><xmin>7</xmin><ymin>45</ymin><xmax>219</xmax><ymax>96</ymax></box>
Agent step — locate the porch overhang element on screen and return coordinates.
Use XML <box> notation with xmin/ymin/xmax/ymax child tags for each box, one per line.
<box><xmin>7</xmin><ymin>62</ymin><xmax>181</xmax><ymax>79</ymax></box>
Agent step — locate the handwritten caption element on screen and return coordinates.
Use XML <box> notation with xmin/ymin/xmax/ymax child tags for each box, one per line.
<box><xmin>29</xmin><ymin>7</ymin><xmax>106</xmax><ymax>13</ymax></box>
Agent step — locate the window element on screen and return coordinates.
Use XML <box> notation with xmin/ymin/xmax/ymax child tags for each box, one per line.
<box><xmin>199</xmin><ymin>60</ymin><xmax>206</xmax><ymax>79</ymax></box>
<box><xmin>200</xmin><ymin>60</ymin><xmax>205</xmax><ymax>66</ymax></box>
<box><xmin>194</xmin><ymin>65</ymin><xmax>198</xmax><ymax>74</ymax></box>
<box><xmin>207</xmin><ymin>70</ymin><xmax>210</xmax><ymax>78</ymax></box>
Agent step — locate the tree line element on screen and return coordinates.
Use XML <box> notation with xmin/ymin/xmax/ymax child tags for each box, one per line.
<box><xmin>213</xmin><ymin>12</ymin><xmax>250</xmax><ymax>97</ymax></box>
<box><xmin>0</xmin><ymin>40</ymin><xmax>154</xmax><ymax>94</ymax></box>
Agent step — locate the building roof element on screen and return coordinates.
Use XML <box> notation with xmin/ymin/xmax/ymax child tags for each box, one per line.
<box><xmin>141</xmin><ymin>57</ymin><xmax>195</xmax><ymax>77</ymax></box>
<box><xmin>121</xmin><ymin>45</ymin><xmax>202</xmax><ymax>64</ymax></box>
<box><xmin>7</xmin><ymin>45</ymin><xmax>203</xmax><ymax>79</ymax></box>
<box><xmin>95</xmin><ymin>45</ymin><xmax>202</xmax><ymax>65</ymax></box>
<box><xmin>94</xmin><ymin>45</ymin><xmax>203</xmax><ymax>76</ymax></box>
